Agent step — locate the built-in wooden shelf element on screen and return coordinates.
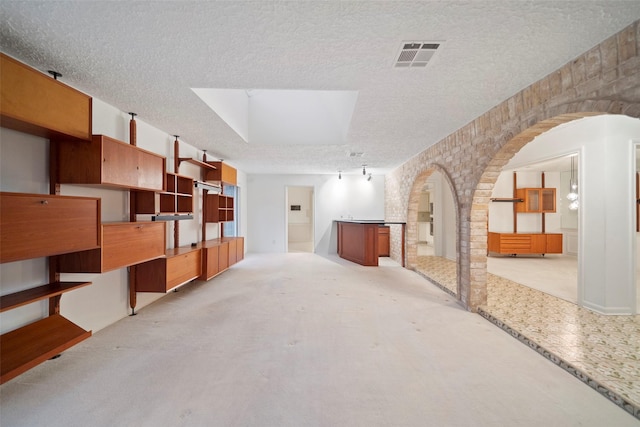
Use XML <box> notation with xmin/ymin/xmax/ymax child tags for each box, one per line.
<box><xmin>0</xmin><ymin>281</ymin><xmax>92</xmax><ymax>313</ymax></box>
<box><xmin>490</xmin><ymin>198</ymin><xmax>523</xmax><ymax>203</ymax></box>
<box><xmin>152</xmin><ymin>214</ymin><xmax>194</xmax><ymax>221</ymax></box>
<box><xmin>0</xmin><ymin>314</ymin><xmax>91</xmax><ymax>384</ymax></box>
<box><xmin>178</xmin><ymin>157</ymin><xmax>217</xmax><ymax>170</ymax></box>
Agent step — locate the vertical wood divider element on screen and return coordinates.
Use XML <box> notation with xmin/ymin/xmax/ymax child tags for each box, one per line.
<box><xmin>512</xmin><ymin>172</ymin><xmax>518</xmax><ymax>233</ymax></box>
<box><xmin>174</xmin><ymin>137</ymin><xmax>180</xmax><ymax>248</ymax></box>
<box><xmin>49</xmin><ymin>139</ymin><xmax>61</xmax><ymax>315</ymax></box>
<box><xmin>541</xmin><ymin>172</ymin><xmax>546</xmax><ymax>233</ymax></box>
<box><xmin>129</xmin><ymin>113</ymin><xmax>138</xmax><ymax>315</ymax></box>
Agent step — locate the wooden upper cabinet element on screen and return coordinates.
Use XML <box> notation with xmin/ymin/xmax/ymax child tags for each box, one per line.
<box><xmin>58</xmin><ymin>222</ymin><xmax>166</xmax><ymax>273</ymax></box>
<box><xmin>57</xmin><ymin>135</ymin><xmax>166</xmax><ymax>191</ymax></box>
<box><xmin>515</xmin><ymin>188</ymin><xmax>556</xmax><ymax>213</ymax></box>
<box><xmin>0</xmin><ymin>53</ymin><xmax>91</xmax><ymax>141</ymax></box>
<box><xmin>0</xmin><ymin>192</ymin><xmax>101</xmax><ymax>264</ymax></box>
<box><xmin>204</xmin><ymin>161</ymin><xmax>237</xmax><ymax>185</ymax></box>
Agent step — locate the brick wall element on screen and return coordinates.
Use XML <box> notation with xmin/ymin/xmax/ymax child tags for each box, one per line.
<box><xmin>385</xmin><ymin>20</ymin><xmax>640</xmax><ymax>312</ymax></box>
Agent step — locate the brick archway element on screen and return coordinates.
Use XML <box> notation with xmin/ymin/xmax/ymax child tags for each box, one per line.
<box><xmin>386</xmin><ymin>21</ymin><xmax>640</xmax><ymax>312</ymax></box>
<box><xmin>406</xmin><ymin>165</ymin><xmax>461</xmax><ymax>298</ymax></box>
<box><xmin>467</xmin><ymin>112</ymin><xmax>623</xmax><ymax>311</ymax></box>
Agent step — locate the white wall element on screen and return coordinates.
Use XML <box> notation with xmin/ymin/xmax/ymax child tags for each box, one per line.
<box><xmin>287</xmin><ymin>186</ymin><xmax>313</xmax><ymax>244</ymax></box>
<box><xmin>489</xmin><ymin>171</ymin><xmax>562</xmax><ymax>233</ymax></box>
<box><xmin>496</xmin><ymin>115</ymin><xmax>640</xmax><ymax>314</ymax></box>
<box><xmin>1</xmin><ymin>97</ymin><xmax>244</xmax><ymax>334</ymax></box>
<box><xmin>247</xmin><ymin>173</ymin><xmax>385</xmax><ymax>254</ymax></box>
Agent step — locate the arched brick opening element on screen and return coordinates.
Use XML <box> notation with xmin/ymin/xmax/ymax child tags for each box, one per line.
<box><xmin>406</xmin><ymin>164</ymin><xmax>461</xmax><ymax>299</ymax></box>
<box><xmin>466</xmin><ymin>111</ymin><xmax>625</xmax><ymax>312</ymax></box>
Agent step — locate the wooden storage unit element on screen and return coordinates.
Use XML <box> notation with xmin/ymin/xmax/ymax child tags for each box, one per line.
<box><xmin>1</xmin><ymin>314</ymin><xmax>92</xmax><ymax>384</ymax></box>
<box><xmin>135</xmin><ymin>172</ymin><xmax>193</xmax><ymax>214</ymax></box>
<box><xmin>0</xmin><ymin>53</ymin><xmax>92</xmax><ymax>141</ymax></box>
<box><xmin>515</xmin><ymin>188</ymin><xmax>556</xmax><ymax>213</ymax></box>
<box><xmin>198</xmin><ymin>237</ymin><xmax>244</xmax><ymax>281</ymax></box>
<box><xmin>1</xmin><ymin>281</ymin><xmax>92</xmax><ymax>313</ymax></box>
<box><xmin>378</xmin><ymin>226</ymin><xmax>390</xmax><ymax>257</ymax></box>
<box><xmin>135</xmin><ymin>246</ymin><xmax>201</xmax><ymax>293</ymax></box>
<box><xmin>58</xmin><ymin>222</ymin><xmax>166</xmax><ymax>273</ymax></box>
<box><xmin>0</xmin><ymin>192</ymin><xmax>101</xmax><ymax>263</ymax></box>
<box><xmin>487</xmin><ymin>232</ymin><xmax>563</xmax><ymax>255</ymax></box>
<box><xmin>57</xmin><ymin>135</ymin><xmax>165</xmax><ymax>191</ymax></box>
<box><xmin>204</xmin><ymin>194</ymin><xmax>235</xmax><ymax>223</ymax></box>
<box><xmin>204</xmin><ymin>161</ymin><xmax>237</xmax><ymax>185</ymax></box>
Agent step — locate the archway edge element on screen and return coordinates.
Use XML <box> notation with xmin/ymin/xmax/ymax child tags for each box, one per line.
<box><xmin>405</xmin><ymin>165</ymin><xmax>462</xmax><ymax>299</ymax></box>
<box><xmin>468</xmin><ymin>111</ymin><xmax>617</xmax><ymax>312</ymax></box>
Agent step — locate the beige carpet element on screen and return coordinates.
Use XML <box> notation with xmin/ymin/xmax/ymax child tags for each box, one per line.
<box><xmin>1</xmin><ymin>253</ymin><xmax>637</xmax><ymax>426</ymax></box>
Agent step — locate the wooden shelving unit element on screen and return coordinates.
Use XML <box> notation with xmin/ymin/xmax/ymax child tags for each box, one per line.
<box><xmin>178</xmin><ymin>157</ymin><xmax>217</xmax><ymax>171</ymax></box>
<box><xmin>0</xmin><ymin>314</ymin><xmax>91</xmax><ymax>384</ymax></box>
<box><xmin>204</xmin><ymin>194</ymin><xmax>235</xmax><ymax>223</ymax></box>
<box><xmin>0</xmin><ymin>282</ymin><xmax>92</xmax><ymax>313</ymax></box>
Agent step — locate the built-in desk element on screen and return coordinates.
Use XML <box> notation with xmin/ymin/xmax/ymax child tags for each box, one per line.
<box><xmin>335</xmin><ymin>220</ymin><xmax>406</xmax><ymax>266</ymax></box>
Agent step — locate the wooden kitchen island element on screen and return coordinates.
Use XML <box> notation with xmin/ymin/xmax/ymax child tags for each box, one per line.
<box><xmin>336</xmin><ymin>220</ymin><xmax>406</xmax><ymax>267</ymax></box>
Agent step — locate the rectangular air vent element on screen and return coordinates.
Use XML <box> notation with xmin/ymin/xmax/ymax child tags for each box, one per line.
<box><xmin>395</xmin><ymin>41</ymin><xmax>442</xmax><ymax>68</ymax></box>
<box><xmin>349</xmin><ymin>152</ymin><xmax>364</xmax><ymax>157</ymax></box>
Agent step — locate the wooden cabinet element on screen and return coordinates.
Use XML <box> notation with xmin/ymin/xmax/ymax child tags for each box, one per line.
<box><xmin>0</xmin><ymin>53</ymin><xmax>92</xmax><ymax>141</ymax></box>
<box><xmin>337</xmin><ymin>221</ymin><xmax>380</xmax><ymax>266</ymax></box>
<box><xmin>516</xmin><ymin>188</ymin><xmax>556</xmax><ymax>213</ymax></box>
<box><xmin>487</xmin><ymin>232</ymin><xmax>563</xmax><ymax>255</ymax></box>
<box><xmin>378</xmin><ymin>226</ymin><xmax>390</xmax><ymax>257</ymax></box>
<box><xmin>204</xmin><ymin>161</ymin><xmax>237</xmax><ymax>185</ymax></box>
<box><xmin>57</xmin><ymin>135</ymin><xmax>165</xmax><ymax>191</ymax></box>
<box><xmin>198</xmin><ymin>237</ymin><xmax>244</xmax><ymax>281</ymax></box>
<box><xmin>58</xmin><ymin>222</ymin><xmax>166</xmax><ymax>273</ymax></box>
<box><xmin>135</xmin><ymin>246</ymin><xmax>201</xmax><ymax>293</ymax></box>
<box><xmin>204</xmin><ymin>194</ymin><xmax>235</xmax><ymax>223</ymax></box>
<box><xmin>136</xmin><ymin>172</ymin><xmax>193</xmax><ymax>214</ymax></box>
<box><xmin>0</xmin><ymin>192</ymin><xmax>101</xmax><ymax>264</ymax></box>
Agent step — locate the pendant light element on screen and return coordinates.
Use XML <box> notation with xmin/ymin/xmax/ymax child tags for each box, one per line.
<box><xmin>567</xmin><ymin>156</ymin><xmax>579</xmax><ymax>210</ymax></box>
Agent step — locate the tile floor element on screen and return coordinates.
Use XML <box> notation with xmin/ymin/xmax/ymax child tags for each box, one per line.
<box><xmin>412</xmin><ymin>254</ymin><xmax>640</xmax><ymax>420</ymax></box>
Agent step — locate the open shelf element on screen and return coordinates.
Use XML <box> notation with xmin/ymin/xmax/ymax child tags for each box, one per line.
<box><xmin>0</xmin><ymin>281</ymin><xmax>92</xmax><ymax>313</ymax></box>
<box><xmin>1</xmin><ymin>314</ymin><xmax>91</xmax><ymax>384</ymax></box>
<box><xmin>178</xmin><ymin>157</ymin><xmax>217</xmax><ymax>170</ymax></box>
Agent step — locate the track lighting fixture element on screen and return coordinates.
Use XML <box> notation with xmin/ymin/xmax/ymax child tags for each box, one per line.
<box><xmin>367</xmin><ymin>173</ymin><xmax>372</xmax><ymax>182</ymax></box>
<box><xmin>362</xmin><ymin>165</ymin><xmax>366</xmax><ymax>175</ymax></box>
<box><xmin>338</xmin><ymin>171</ymin><xmax>342</xmax><ymax>179</ymax></box>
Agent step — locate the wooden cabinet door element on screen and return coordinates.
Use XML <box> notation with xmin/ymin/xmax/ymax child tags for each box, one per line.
<box><xmin>541</xmin><ymin>188</ymin><xmax>556</xmax><ymax>212</ymax></box>
<box><xmin>227</xmin><ymin>239</ymin><xmax>238</xmax><ymax>266</ymax></box>
<box><xmin>201</xmin><ymin>245</ymin><xmax>220</xmax><ymax>280</ymax></box>
<box><xmin>530</xmin><ymin>234</ymin><xmax>547</xmax><ymax>253</ymax></box>
<box><xmin>218</xmin><ymin>242</ymin><xmax>229</xmax><ymax>271</ymax></box>
<box><xmin>166</xmin><ymin>250</ymin><xmax>201</xmax><ymax>289</ymax></box>
<box><xmin>545</xmin><ymin>234</ymin><xmax>563</xmax><ymax>253</ymax></box>
<box><xmin>102</xmin><ymin>222</ymin><xmax>165</xmax><ymax>272</ymax></box>
<box><xmin>378</xmin><ymin>226</ymin><xmax>390</xmax><ymax>256</ymax></box>
<box><xmin>136</xmin><ymin>150</ymin><xmax>165</xmax><ymax>191</ymax></box>
<box><xmin>236</xmin><ymin>237</ymin><xmax>244</xmax><ymax>262</ymax></box>
<box><xmin>101</xmin><ymin>139</ymin><xmax>137</xmax><ymax>188</ymax></box>
<box><xmin>0</xmin><ymin>192</ymin><xmax>100</xmax><ymax>263</ymax></box>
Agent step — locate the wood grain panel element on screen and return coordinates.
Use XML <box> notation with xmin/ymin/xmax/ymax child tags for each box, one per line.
<box><xmin>0</xmin><ymin>192</ymin><xmax>100</xmax><ymax>263</ymax></box>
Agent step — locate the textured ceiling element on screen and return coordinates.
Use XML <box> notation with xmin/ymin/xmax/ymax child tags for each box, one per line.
<box><xmin>1</xmin><ymin>1</ymin><xmax>639</xmax><ymax>175</ymax></box>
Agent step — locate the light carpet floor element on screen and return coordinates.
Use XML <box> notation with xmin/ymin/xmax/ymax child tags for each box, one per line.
<box><xmin>1</xmin><ymin>253</ymin><xmax>637</xmax><ymax>426</ymax></box>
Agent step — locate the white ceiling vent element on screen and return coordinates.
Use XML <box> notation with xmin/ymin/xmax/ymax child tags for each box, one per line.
<box><xmin>395</xmin><ymin>41</ymin><xmax>442</xmax><ymax>68</ymax></box>
<box><xmin>348</xmin><ymin>152</ymin><xmax>364</xmax><ymax>157</ymax></box>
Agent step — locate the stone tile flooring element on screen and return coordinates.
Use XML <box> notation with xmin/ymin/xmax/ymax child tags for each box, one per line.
<box><xmin>413</xmin><ymin>255</ymin><xmax>640</xmax><ymax>420</ymax></box>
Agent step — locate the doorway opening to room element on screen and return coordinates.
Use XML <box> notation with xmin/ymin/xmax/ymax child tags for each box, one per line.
<box><xmin>407</xmin><ymin>168</ymin><xmax>459</xmax><ymax>297</ymax></box>
<box><xmin>487</xmin><ymin>153</ymin><xmax>579</xmax><ymax>304</ymax></box>
<box><xmin>286</xmin><ymin>186</ymin><xmax>314</xmax><ymax>253</ymax></box>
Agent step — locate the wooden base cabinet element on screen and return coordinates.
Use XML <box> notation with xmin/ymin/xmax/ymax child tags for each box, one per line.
<box><xmin>58</xmin><ymin>222</ymin><xmax>166</xmax><ymax>273</ymax></box>
<box><xmin>199</xmin><ymin>237</ymin><xmax>244</xmax><ymax>281</ymax></box>
<box><xmin>135</xmin><ymin>247</ymin><xmax>201</xmax><ymax>293</ymax></box>
<box><xmin>487</xmin><ymin>232</ymin><xmax>563</xmax><ymax>255</ymax></box>
<box><xmin>378</xmin><ymin>226</ymin><xmax>390</xmax><ymax>257</ymax></box>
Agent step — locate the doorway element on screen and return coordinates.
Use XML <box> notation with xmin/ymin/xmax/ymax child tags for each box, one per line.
<box><xmin>286</xmin><ymin>186</ymin><xmax>314</xmax><ymax>253</ymax></box>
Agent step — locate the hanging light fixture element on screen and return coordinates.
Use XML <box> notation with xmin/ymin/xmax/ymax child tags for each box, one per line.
<box><xmin>567</xmin><ymin>156</ymin><xmax>579</xmax><ymax>210</ymax></box>
<box><xmin>338</xmin><ymin>171</ymin><xmax>342</xmax><ymax>180</ymax></box>
<box><xmin>362</xmin><ymin>165</ymin><xmax>367</xmax><ymax>175</ymax></box>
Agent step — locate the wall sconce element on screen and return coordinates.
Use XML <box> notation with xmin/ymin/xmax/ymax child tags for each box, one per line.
<box><xmin>567</xmin><ymin>156</ymin><xmax>578</xmax><ymax>210</ymax></box>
